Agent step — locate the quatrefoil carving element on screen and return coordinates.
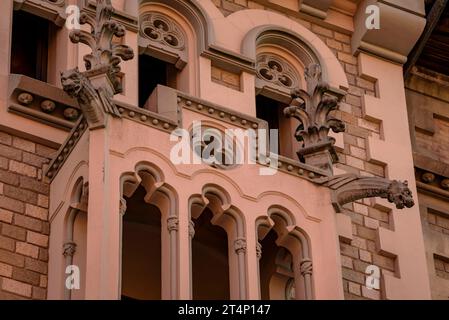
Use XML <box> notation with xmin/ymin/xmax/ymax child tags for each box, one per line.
<box><xmin>256</xmin><ymin>54</ymin><xmax>299</xmax><ymax>89</ymax></box>
<box><xmin>140</xmin><ymin>13</ymin><xmax>185</xmax><ymax>51</ymax></box>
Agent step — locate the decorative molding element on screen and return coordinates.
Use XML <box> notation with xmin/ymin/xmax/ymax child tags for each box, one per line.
<box><xmin>8</xmin><ymin>74</ymin><xmax>80</xmax><ymax>131</ymax></box>
<box><xmin>70</xmin><ymin>182</ymin><xmax>89</xmax><ymax>212</ymax></box>
<box><xmin>63</xmin><ymin>242</ymin><xmax>77</xmax><ymax>257</ymax></box>
<box><xmin>318</xmin><ymin>174</ymin><xmax>415</xmax><ymax>213</ymax></box>
<box><xmin>61</xmin><ymin>0</ymin><xmax>134</xmax><ymax>129</ymax></box>
<box><xmin>415</xmin><ymin>167</ymin><xmax>449</xmax><ymax>201</ymax></box>
<box><xmin>202</xmin><ymin>45</ymin><xmax>255</xmax><ymax>75</ymax></box>
<box><xmin>45</xmin><ymin>117</ymin><xmax>88</xmax><ymax>180</ymax></box>
<box><xmin>167</xmin><ymin>217</ymin><xmax>179</xmax><ymax>232</ymax></box>
<box><xmin>284</xmin><ymin>64</ymin><xmax>345</xmax><ymax>174</ymax></box>
<box><xmin>256</xmin><ymin>54</ymin><xmax>299</xmax><ymax>90</ymax></box>
<box><xmin>140</xmin><ymin>12</ymin><xmax>185</xmax><ymax>51</ymax></box>
<box><xmin>300</xmin><ymin>258</ymin><xmax>313</xmax><ymax>276</ymax></box>
<box><xmin>139</xmin><ymin>11</ymin><xmax>187</xmax><ymax>69</ymax></box>
<box><xmin>177</xmin><ymin>92</ymin><xmax>329</xmax><ymax>181</ymax></box>
<box><xmin>13</xmin><ymin>0</ymin><xmax>67</xmax><ymax>26</ymax></box>
<box><xmin>234</xmin><ymin>238</ymin><xmax>247</xmax><ymax>255</ymax></box>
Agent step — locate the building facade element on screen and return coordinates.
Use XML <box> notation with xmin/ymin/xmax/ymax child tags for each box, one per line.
<box><xmin>0</xmin><ymin>0</ymin><xmax>446</xmax><ymax>300</ymax></box>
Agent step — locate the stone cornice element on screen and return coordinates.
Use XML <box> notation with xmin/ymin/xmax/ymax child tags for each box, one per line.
<box><xmin>201</xmin><ymin>45</ymin><xmax>256</xmax><ymax>75</ymax></box>
<box><xmin>45</xmin><ymin>100</ymin><xmax>178</xmax><ymax>181</ymax></box>
<box><xmin>13</xmin><ymin>0</ymin><xmax>67</xmax><ymax>26</ymax></box>
<box><xmin>8</xmin><ymin>74</ymin><xmax>80</xmax><ymax>131</ymax></box>
<box><xmin>415</xmin><ymin>167</ymin><xmax>449</xmax><ymax>201</ymax></box>
<box><xmin>176</xmin><ymin>92</ymin><xmax>329</xmax><ymax>181</ymax></box>
<box><xmin>352</xmin><ymin>0</ymin><xmax>426</xmax><ymax>64</ymax></box>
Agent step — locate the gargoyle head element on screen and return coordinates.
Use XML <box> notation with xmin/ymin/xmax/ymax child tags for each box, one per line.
<box><xmin>61</xmin><ymin>68</ymin><xmax>85</xmax><ymax>98</ymax></box>
<box><xmin>387</xmin><ymin>180</ymin><xmax>414</xmax><ymax>209</ymax></box>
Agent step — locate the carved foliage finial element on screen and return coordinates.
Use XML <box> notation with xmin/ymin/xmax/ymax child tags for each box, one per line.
<box><xmin>284</xmin><ymin>64</ymin><xmax>345</xmax><ymax>173</ymax></box>
<box><xmin>61</xmin><ymin>0</ymin><xmax>134</xmax><ymax>129</ymax></box>
<box><xmin>69</xmin><ymin>0</ymin><xmax>134</xmax><ymax>94</ymax></box>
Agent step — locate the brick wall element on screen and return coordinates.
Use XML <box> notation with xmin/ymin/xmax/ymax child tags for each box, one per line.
<box><xmin>213</xmin><ymin>0</ymin><xmax>394</xmax><ymax>300</ymax></box>
<box><xmin>0</xmin><ymin>130</ymin><xmax>55</xmax><ymax>299</ymax></box>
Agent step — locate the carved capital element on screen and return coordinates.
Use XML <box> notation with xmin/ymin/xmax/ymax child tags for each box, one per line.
<box><xmin>119</xmin><ymin>197</ymin><xmax>127</xmax><ymax>217</ymax></box>
<box><xmin>63</xmin><ymin>242</ymin><xmax>77</xmax><ymax>257</ymax></box>
<box><xmin>189</xmin><ymin>220</ymin><xmax>195</xmax><ymax>238</ymax></box>
<box><xmin>284</xmin><ymin>64</ymin><xmax>345</xmax><ymax>174</ymax></box>
<box><xmin>300</xmin><ymin>258</ymin><xmax>313</xmax><ymax>276</ymax></box>
<box><xmin>234</xmin><ymin>238</ymin><xmax>247</xmax><ymax>255</ymax></box>
<box><xmin>256</xmin><ymin>242</ymin><xmax>262</xmax><ymax>260</ymax></box>
<box><xmin>167</xmin><ymin>217</ymin><xmax>179</xmax><ymax>232</ymax></box>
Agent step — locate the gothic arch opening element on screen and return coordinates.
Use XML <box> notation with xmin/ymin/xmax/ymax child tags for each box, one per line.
<box><xmin>254</xmin><ymin>44</ymin><xmax>307</xmax><ymax>160</ymax></box>
<box><xmin>63</xmin><ymin>178</ymin><xmax>88</xmax><ymax>300</ymax></box>
<box><xmin>189</xmin><ymin>186</ymin><xmax>247</xmax><ymax>300</ymax></box>
<box><xmin>138</xmin><ymin>0</ymin><xmax>207</xmax><ymax>108</ymax></box>
<box><xmin>258</xmin><ymin>229</ymin><xmax>295</xmax><ymax>300</ymax></box>
<box><xmin>121</xmin><ymin>185</ymin><xmax>162</xmax><ymax>300</ymax></box>
<box><xmin>191</xmin><ymin>207</ymin><xmax>230</xmax><ymax>300</ymax></box>
<box><xmin>256</xmin><ymin>207</ymin><xmax>313</xmax><ymax>300</ymax></box>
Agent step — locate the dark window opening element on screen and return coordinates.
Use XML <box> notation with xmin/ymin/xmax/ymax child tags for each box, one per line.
<box><xmin>256</xmin><ymin>94</ymin><xmax>294</xmax><ymax>157</ymax></box>
<box><xmin>139</xmin><ymin>54</ymin><xmax>177</xmax><ymax>108</ymax></box>
<box><xmin>10</xmin><ymin>10</ymin><xmax>50</xmax><ymax>82</ymax></box>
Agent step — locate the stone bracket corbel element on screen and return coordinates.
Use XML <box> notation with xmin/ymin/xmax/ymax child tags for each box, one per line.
<box><xmin>317</xmin><ymin>173</ymin><xmax>415</xmax><ymax>213</ymax></box>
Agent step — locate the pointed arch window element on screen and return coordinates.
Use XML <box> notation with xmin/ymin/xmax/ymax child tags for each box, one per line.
<box><xmin>138</xmin><ymin>12</ymin><xmax>188</xmax><ymax>108</ymax></box>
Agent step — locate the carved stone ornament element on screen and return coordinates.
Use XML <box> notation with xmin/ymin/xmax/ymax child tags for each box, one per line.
<box><xmin>234</xmin><ymin>238</ymin><xmax>247</xmax><ymax>254</ymax></box>
<box><xmin>61</xmin><ymin>0</ymin><xmax>134</xmax><ymax>129</ymax></box>
<box><xmin>119</xmin><ymin>197</ymin><xmax>127</xmax><ymax>217</ymax></box>
<box><xmin>189</xmin><ymin>220</ymin><xmax>195</xmax><ymax>238</ymax></box>
<box><xmin>317</xmin><ymin>173</ymin><xmax>415</xmax><ymax>212</ymax></box>
<box><xmin>63</xmin><ymin>242</ymin><xmax>77</xmax><ymax>257</ymax></box>
<box><xmin>140</xmin><ymin>12</ymin><xmax>185</xmax><ymax>51</ymax></box>
<box><xmin>256</xmin><ymin>242</ymin><xmax>262</xmax><ymax>259</ymax></box>
<box><xmin>300</xmin><ymin>259</ymin><xmax>313</xmax><ymax>276</ymax></box>
<box><xmin>256</xmin><ymin>54</ymin><xmax>299</xmax><ymax>89</ymax></box>
<box><xmin>167</xmin><ymin>217</ymin><xmax>179</xmax><ymax>232</ymax></box>
<box><xmin>284</xmin><ymin>64</ymin><xmax>345</xmax><ymax>174</ymax></box>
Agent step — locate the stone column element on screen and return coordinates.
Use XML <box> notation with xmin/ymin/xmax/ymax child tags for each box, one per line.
<box><xmin>63</xmin><ymin>241</ymin><xmax>77</xmax><ymax>300</ymax></box>
<box><xmin>167</xmin><ymin>216</ymin><xmax>179</xmax><ymax>299</ymax></box>
<box><xmin>234</xmin><ymin>238</ymin><xmax>247</xmax><ymax>300</ymax></box>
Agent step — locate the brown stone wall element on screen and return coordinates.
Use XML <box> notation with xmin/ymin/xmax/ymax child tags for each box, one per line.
<box><xmin>434</xmin><ymin>255</ymin><xmax>449</xmax><ymax>281</ymax></box>
<box><xmin>0</xmin><ymin>131</ymin><xmax>55</xmax><ymax>299</ymax></box>
<box><xmin>416</xmin><ymin>117</ymin><xmax>449</xmax><ymax>165</ymax></box>
<box><xmin>212</xmin><ymin>0</ymin><xmax>394</xmax><ymax>300</ymax></box>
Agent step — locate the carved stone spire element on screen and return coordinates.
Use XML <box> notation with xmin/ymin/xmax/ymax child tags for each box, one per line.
<box><xmin>317</xmin><ymin>174</ymin><xmax>415</xmax><ymax>212</ymax></box>
<box><xmin>61</xmin><ymin>0</ymin><xmax>134</xmax><ymax>129</ymax></box>
<box><xmin>284</xmin><ymin>64</ymin><xmax>345</xmax><ymax>174</ymax></box>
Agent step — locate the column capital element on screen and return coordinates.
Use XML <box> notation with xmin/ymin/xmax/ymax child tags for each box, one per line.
<box><xmin>188</xmin><ymin>220</ymin><xmax>195</xmax><ymax>238</ymax></box>
<box><xmin>300</xmin><ymin>258</ymin><xmax>313</xmax><ymax>276</ymax></box>
<box><xmin>63</xmin><ymin>242</ymin><xmax>77</xmax><ymax>258</ymax></box>
<box><xmin>234</xmin><ymin>238</ymin><xmax>247</xmax><ymax>255</ymax></box>
<box><xmin>167</xmin><ymin>216</ymin><xmax>179</xmax><ymax>232</ymax></box>
<box><xmin>119</xmin><ymin>197</ymin><xmax>127</xmax><ymax>217</ymax></box>
<box><xmin>256</xmin><ymin>242</ymin><xmax>262</xmax><ymax>260</ymax></box>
